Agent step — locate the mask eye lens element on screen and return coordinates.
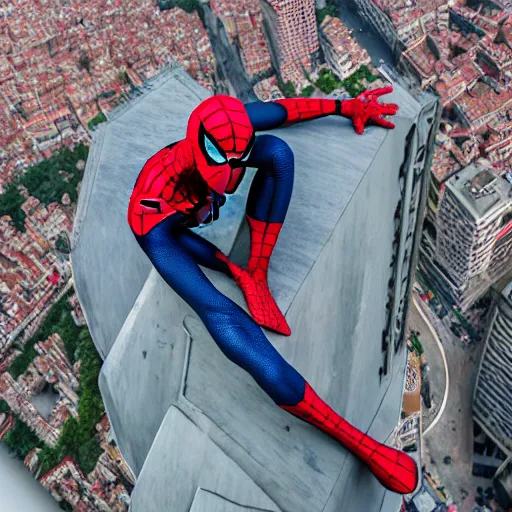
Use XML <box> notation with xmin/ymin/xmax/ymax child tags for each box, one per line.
<box><xmin>204</xmin><ymin>135</ymin><xmax>227</xmax><ymax>164</ymax></box>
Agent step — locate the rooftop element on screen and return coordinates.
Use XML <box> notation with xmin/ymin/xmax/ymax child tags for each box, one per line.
<box><xmin>71</xmin><ymin>67</ymin><xmax>439</xmax><ymax>512</ymax></box>
<box><xmin>446</xmin><ymin>163</ymin><xmax>512</xmax><ymax>220</ymax></box>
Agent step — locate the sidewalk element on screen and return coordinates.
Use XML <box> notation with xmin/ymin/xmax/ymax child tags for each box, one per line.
<box><xmin>409</xmin><ymin>297</ymin><xmax>448</xmax><ymax>434</ymax></box>
<box><xmin>410</xmin><ymin>294</ymin><xmax>489</xmax><ymax>511</ymax></box>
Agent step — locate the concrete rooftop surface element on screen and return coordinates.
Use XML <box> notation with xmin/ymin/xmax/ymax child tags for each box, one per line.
<box><xmin>71</xmin><ymin>67</ymin><xmax>439</xmax><ymax>511</ymax></box>
<box><xmin>446</xmin><ymin>163</ymin><xmax>512</xmax><ymax>221</ymax></box>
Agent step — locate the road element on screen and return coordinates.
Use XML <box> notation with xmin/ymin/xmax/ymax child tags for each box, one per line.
<box><xmin>0</xmin><ymin>444</ymin><xmax>60</xmax><ymax>512</ymax></box>
<box><xmin>338</xmin><ymin>1</ymin><xmax>394</xmax><ymax>64</ymax></box>
<box><xmin>407</xmin><ymin>303</ymin><xmax>446</xmax><ymax>432</ymax></box>
<box><xmin>410</xmin><ymin>300</ymin><xmax>490</xmax><ymax>511</ymax></box>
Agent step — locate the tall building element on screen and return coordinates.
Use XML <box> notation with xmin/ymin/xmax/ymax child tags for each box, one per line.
<box><xmin>72</xmin><ymin>67</ymin><xmax>439</xmax><ymax>511</ymax></box>
<box><xmin>434</xmin><ymin>163</ymin><xmax>512</xmax><ymax>310</ymax></box>
<box><xmin>319</xmin><ymin>15</ymin><xmax>372</xmax><ymax>80</ymax></box>
<box><xmin>260</xmin><ymin>0</ymin><xmax>319</xmax><ymax>88</ymax></box>
<box><xmin>353</xmin><ymin>0</ymin><xmax>452</xmax><ymax>59</ymax></box>
<box><xmin>351</xmin><ymin>0</ymin><xmax>409</xmax><ymax>58</ymax></box>
<box><xmin>473</xmin><ymin>281</ymin><xmax>512</xmax><ymax>456</ymax></box>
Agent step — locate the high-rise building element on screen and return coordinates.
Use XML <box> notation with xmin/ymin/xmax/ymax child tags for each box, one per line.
<box><xmin>72</xmin><ymin>67</ymin><xmax>439</xmax><ymax>511</ymax></box>
<box><xmin>473</xmin><ymin>280</ymin><xmax>512</xmax><ymax>456</ymax></box>
<box><xmin>352</xmin><ymin>0</ymin><xmax>452</xmax><ymax>59</ymax></box>
<box><xmin>260</xmin><ymin>0</ymin><xmax>319</xmax><ymax>88</ymax></box>
<box><xmin>351</xmin><ymin>0</ymin><xmax>409</xmax><ymax>58</ymax></box>
<box><xmin>319</xmin><ymin>15</ymin><xmax>371</xmax><ymax>81</ymax></box>
<box><xmin>433</xmin><ymin>163</ymin><xmax>512</xmax><ymax>310</ymax></box>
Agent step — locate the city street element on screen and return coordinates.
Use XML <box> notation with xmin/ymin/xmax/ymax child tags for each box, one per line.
<box><xmin>338</xmin><ymin>1</ymin><xmax>394</xmax><ymax>64</ymax></box>
<box><xmin>408</xmin><ymin>300</ymin><xmax>490</xmax><ymax>511</ymax></box>
<box><xmin>408</xmin><ymin>303</ymin><xmax>447</xmax><ymax>433</ymax></box>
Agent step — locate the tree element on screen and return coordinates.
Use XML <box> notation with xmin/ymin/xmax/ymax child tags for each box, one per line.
<box><xmin>158</xmin><ymin>0</ymin><xmax>199</xmax><ymax>12</ymax></box>
<box><xmin>55</xmin><ymin>233</ymin><xmax>70</xmax><ymax>254</ymax></box>
<box><xmin>0</xmin><ymin>183</ymin><xmax>26</xmax><ymax>232</ymax></box>
<box><xmin>77</xmin><ymin>436</ymin><xmax>103</xmax><ymax>474</ymax></box>
<box><xmin>0</xmin><ymin>399</ymin><xmax>10</xmax><ymax>414</ymax></box>
<box><xmin>301</xmin><ymin>85</ymin><xmax>314</xmax><ymax>97</ymax></box>
<box><xmin>340</xmin><ymin>65</ymin><xmax>380</xmax><ymax>97</ymax></box>
<box><xmin>87</xmin><ymin>112</ymin><xmax>107</xmax><ymax>131</ymax></box>
<box><xmin>10</xmin><ymin>289</ymin><xmax>75</xmax><ymax>378</ymax></box>
<box><xmin>17</xmin><ymin>144</ymin><xmax>88</xmax><ymax>205</ymax></box>
<box><xmin>316</xmin><ymin>6</ymin><xmax>337</xmax><ymax>23</ymax></box>
<box><xmin>9</xmin><ymin>287</ymin><xmax>105</xmax><ymax>476</ymax></box>
<box><xmin>3</xmin><ymin>419</ymin><xmax>44</xmax><ymax>459</ymax></box>
<box><xmin>278</xmin><ymin>79</ymin><xmax>296</xmax><ymax>98</ymax></box>
<box><xmin>315</xmin><ymin>68</ymin><xmax>342</xmax><ymax>94</ymax></box>
<box><xmin>9</xmin><ymin>344</ymin><xmax>39</xmax><ymax>378</ymax></box>
<box><xmin>98</xmin><ymin>90</ymin><xmax>116</xmax><ymax>99</ymax></box>
<box><xmin>59</xmin><ymin>501</ymin><xmax>73</xmax><ymax>512</ymax></box>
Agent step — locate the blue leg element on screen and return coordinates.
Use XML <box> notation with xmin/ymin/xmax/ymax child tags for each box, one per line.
<box><xmin>134</xmin><ymin>215</ymin><xmax>305</xmax><ymax>406</ymax></box>
<box><xmin>175</xmin><ymin>224</ymin><xmax>231</xmax><ymax>275</ymax></box>
<box><xmin>245</xmin><ymin>134</ymin><xmax>294</xmax><ymax>224</ymax></box>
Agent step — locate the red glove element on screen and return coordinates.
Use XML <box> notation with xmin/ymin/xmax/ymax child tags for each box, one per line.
<box><xmin>340</xmin><ymin>86</ymin><xmax>399</xmax><ymax>135</ymax></box>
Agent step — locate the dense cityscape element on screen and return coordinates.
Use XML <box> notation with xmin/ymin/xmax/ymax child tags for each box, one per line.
<box><xmin>0</xmin><ymin>0</ymin><xmax>511</xmax><ymax>511</ymax></box>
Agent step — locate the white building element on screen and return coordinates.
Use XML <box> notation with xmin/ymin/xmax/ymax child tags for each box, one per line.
<box><xmin>473</xmin><ymin>281</ymin><xmax>512</xmax><ymax>455</ymax></box>
<box><xmin>435</xmin><ymin>163</ymin><xmax>512</xmax><ymax>309</ymax></box>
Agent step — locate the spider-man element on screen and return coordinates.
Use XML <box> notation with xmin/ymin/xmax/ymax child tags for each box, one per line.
<box><xmin>127</xmin><ymin>87</ymin><xmax>418</xmax><ymax>495</ymax></box>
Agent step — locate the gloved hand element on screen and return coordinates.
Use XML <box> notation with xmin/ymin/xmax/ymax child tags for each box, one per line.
<box><xmin>340</xmin><ymin>86</ymin><xmax>399</xmax><ymax>135</ymax></box>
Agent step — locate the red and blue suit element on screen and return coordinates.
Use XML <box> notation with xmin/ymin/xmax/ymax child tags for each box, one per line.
<box><xmin>127</xmin><ymin>88</ymin><xmax>418</xmax><ymax>495</ymax></box>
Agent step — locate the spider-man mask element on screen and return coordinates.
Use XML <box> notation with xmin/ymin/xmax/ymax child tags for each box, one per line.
<box><xmin>186</xmin><ymin>95</ymin><xmax>255</xmax><ymax>195</ymax></box>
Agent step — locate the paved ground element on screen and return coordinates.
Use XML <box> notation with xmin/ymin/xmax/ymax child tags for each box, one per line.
<box><xmin>407</xmin><ymin>303</ymin><xmax>446</xmax><ymax>432</ymax></box>
<box><xmin>409</xmin><ymin>300</ymin><xmax>491</xmax><ymax>511</ymax></box>
<box><xmin>338</xmin><ymin>1</ymin><xmax>394</xmax><ymax>65</ymax></box>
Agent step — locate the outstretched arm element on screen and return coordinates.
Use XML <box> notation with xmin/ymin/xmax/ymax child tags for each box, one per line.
<box><xmin>245</xmin><ymin>86</ymin><xmax>399</xmax><ymax>135</ymax></box>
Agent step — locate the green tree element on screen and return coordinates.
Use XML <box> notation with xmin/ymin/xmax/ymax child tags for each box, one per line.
<box><xmin>158</xmin><ymin>0</ymin><xmax>199</xmax><ymax>12</ymax></box>
<box><xmin>8</xmin><ymin>286</ymin><xmax>106</xmax><ymax>477</ymax></box>
<box><xmin>0</xmin><ymin>399</ymin><xmax>10</xmax><ymax>414</ymax></box>
<box><xmin>98</xmin><ymin>90</ymin><xmax>116</xmax><ymax>100</ymax></box>
<box><xmin>10</xmin><ymin>289</ymin><xmax>75</xmax><ymax>378</ymax></box>
<box><xmin>9</xmin><ymin>344</ymin><xmax>38</xmax><ymax>378</ymax></box>
<box><xmin>301</xmin><ymin>85</ymin><xmax>314</xmax><ymax>97</ymax></box>
<box><xmin>3</xmin><ymin>419</ymin><xmax>44</xmax><ymax>459</ymax></box>
<box><xmin>77</xmin><ymin>436</ymin><xmax>103</xmax><ymax>474</ymax></box>
<box><xmin>55</xmin><ymin>233</ymin><xmax>70</xmax><ymax>254</ymax></box>
<box><xmin>73</xmin><ymin>142</ymin><xmax>89</xmax><ymax>163</ymax></box>
<box><xmin>14</xmin><ymin>144</ymin><xmax>89</xmax><ymax>206</ymax></box>
<box><xmin>0</xmin><ymin>183</ymin><xmax>26</xmax><ymax>232</ymax></box>
<box><xmin>87</xmin><ymin>112</ymin><xmax>107</xmax><ymax>131</ymax></box>
<box><xmin>59</xmin><ymin>501</ymin><xmax>73</xmax><ymax>512</ymax></box>
<box><xmin>278</xmin><ymin>80</ymin><xmax>296</xmax><ymax>98</ymax></box>
<box><xmin>340</xmin><ymin>65</ymin><xmax>379</xmax><ymax>97</ymax></box>
<box><xmin>316</xmin><ymin>6</ymin><xmax>337</xmax><ymax>23</ymax></box>
<box><xmin>315</xmin><ymin>68</ymin><xmax>342</xmax><ymax>94</ymax></box>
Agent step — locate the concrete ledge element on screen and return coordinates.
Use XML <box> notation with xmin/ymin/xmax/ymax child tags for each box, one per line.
<box><xmin>130</xmin><ymin>406</ymin><xmax>280</xmax><ymax>512</ymax></box>
<box><xmin>72</xmin><ymin>68</ymin><xmax>440</xmax><ymax>511</ymax></box>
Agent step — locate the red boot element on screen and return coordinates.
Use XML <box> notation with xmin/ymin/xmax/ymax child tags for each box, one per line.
<box><xmin>216</xmin><ymin>216</ymin><xmax>291</xmax><ymax>336</ymax></box>
<box><xmin>282</xmin><ymin>383</ymin><xmax>419</xmax><ymax>494</ymax></box>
